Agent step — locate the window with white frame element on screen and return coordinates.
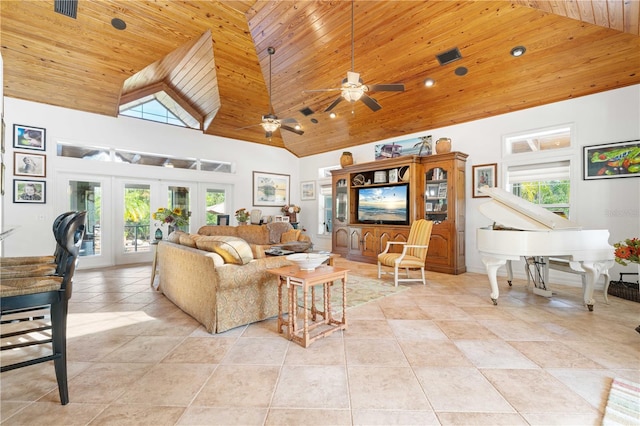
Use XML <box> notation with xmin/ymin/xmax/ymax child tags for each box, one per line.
<box><xmin>504</xmin><ymin>125</ymin><xmax>574</xmax><ymax>218</ymax></box>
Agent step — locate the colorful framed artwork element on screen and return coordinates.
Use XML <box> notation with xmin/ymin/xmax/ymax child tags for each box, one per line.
<box><xmin>13</xmin><ymin>152</ymin><xmax>46</xmax><ymax>177</ymax></box>
<box><xmin>13</xmin><ymin>179</ymin><xmax>46</xmax><ymax>203</ymax></box>
<box><xmin>374</xmin><ymin>135</ymin><xmax>432</xmax><ymax>160</ymax></box>
<box><xmin>472</xmin><ymin>163</ymin><xmax>497</xmax><ymax>198</ymax></box>
<box><xmin>13</xmin><ymin>124</ymin><xmax>46</xmax><ymax>151</ymax></box>
<box><xmin>583</xmin><ymin>140</ymin><xmax>640</xmax><ymax>180</ymax></box>
<box><xmin>252</xmin><ymin>171</ymin><xmax>290</xmax><ymax>207</ymax></box>
<box><xmin>301</xmin><ymin>180</ymin><xmax>315</xmax><ymax>200</ymax></box>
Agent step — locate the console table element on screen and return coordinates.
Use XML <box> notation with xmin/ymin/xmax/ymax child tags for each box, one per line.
<box><xmin>268</xmin><ymin>265</ymin><xmax>348</xmax><ymax>348</ymax></box>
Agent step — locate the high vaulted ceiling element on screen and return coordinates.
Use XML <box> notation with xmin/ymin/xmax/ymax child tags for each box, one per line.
<box><xmin>2</xmin><ymin>1</ymin><xmax>639</xmax><ymax>158</ymax></box>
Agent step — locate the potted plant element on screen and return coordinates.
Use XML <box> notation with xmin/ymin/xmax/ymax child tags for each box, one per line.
<box><xmin>235</xmin><ymin>208</ymin><xmax>250</xmax><ymax>225</ymax></box>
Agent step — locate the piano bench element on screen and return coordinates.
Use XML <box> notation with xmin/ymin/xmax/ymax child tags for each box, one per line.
<box><xmin>547</xmin><ymin>258</ymin><xmax>611</xmax><ymax>304</ymax></box>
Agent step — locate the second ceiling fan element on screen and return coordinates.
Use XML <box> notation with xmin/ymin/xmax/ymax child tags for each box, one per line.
<box><xmin>239</xmin><ymin>47</ymin><xmax>303</xmax><ymax>139</ymax></box>
<box><xmin>308</xmin><ymin>1</ymin><xmax>405</xmax><ymax>113</ymax></box>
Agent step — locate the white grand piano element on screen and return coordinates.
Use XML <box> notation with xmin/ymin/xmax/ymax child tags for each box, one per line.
<box><xmin>476</xmin><ymin>186</ymin><xmax>614</xmax><ymax>311</ymax></box>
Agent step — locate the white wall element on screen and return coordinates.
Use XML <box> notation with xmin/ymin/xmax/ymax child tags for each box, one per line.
<box><xmin>3</xmin><ymin>86</ymin><xmax>639</xmax><ymax>283</ymax></box>
<box><xmin>300</xmin><ymin>85</ymin><xmax>640</xmax><ymax>284</ymax></box>
<box><xmin>2</xmin><ymin>98</ymin><xmax>299</xmax><ymax>258</ymax></box>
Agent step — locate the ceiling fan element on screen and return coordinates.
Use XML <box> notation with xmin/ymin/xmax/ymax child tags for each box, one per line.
<box><xmin>241</xmin><ymin>47</ymin><xmax>304</xmax><ymax>139</ymax></box>
<box><xmin>306</xmin><ymin>0</ymin><xmax>405</xmax><ymax>113</ymax></box>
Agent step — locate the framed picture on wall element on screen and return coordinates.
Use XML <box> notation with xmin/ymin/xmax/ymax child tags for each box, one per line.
<box><xmin>216</xmin><ymin>215</ymin><xmax>229</xmax><ymax>226</ymax></box>
<box><xmin>472</xmin><ymin>163</ymin><xmax>497</xmax><ymax>198</ymax></box>
<box><xmin>300</xmin><ymin>181</ymin><xmax>315</xmax><ymax>200</ymax></box>
<box><xmin>13</xmin><ymin>152</ymin><xmax>46</xmax><ymax>177</ymax></box>
<box><xmin>13</xmin><ymin>179</ymin><xmax>46</xmax><ymax>204</ymax></box>
<box><xmin>13</xmin><ymin>124</ymin><xmax>46</xmax><ymax>151</ymax></box>
<box><xmin>252</xmin><ymin>171</ymin><xmax>290</xmax><ymax>207</ymax></box>
<box><xmin>583</xmin><ymin>140</ymin><xmax>640</xmax><ymax>180</ymax></box>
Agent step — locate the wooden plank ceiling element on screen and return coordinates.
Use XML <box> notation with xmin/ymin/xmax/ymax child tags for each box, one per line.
<box><xmin>1</xmin><ymin>1</ymin><xmax>639</xmax><ymax>158</ymax></box>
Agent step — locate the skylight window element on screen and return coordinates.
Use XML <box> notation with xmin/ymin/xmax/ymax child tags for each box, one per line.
<box><xmin>120</xmin><ymin>99</ymin><xmax>186</xmax><ymax>127</ymax></box>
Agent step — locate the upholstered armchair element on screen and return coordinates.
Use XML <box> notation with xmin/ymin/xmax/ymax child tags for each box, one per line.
<box><xmin>377</xmin><ymin>219</ymin><xmax>434</xmax><ymax>287</ymax></box>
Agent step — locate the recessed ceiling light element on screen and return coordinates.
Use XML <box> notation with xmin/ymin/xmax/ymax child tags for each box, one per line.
<box><xmin>111</xmin><ymin>18</ymin><xmax>127</xmax><ymax>30</ymax></box>
<box><xmin>294</xmin><ymin>124</ymin><xmax>302</xmax><ymax>130</ymax></box>
<box><xmin>510</xmin><ymin>46</ymin><xmax>526</xmax><ymax>57</ymax></box>
<box><xmin>310</xmin><ymin>118</ymin><xmax>319</xmax><ymax>124</ymax></box>
<box><xmin>424</xmin><ymin>78</ymin><xmax>435</xmax><ymax>87</ymax></box>
<box><xmin>454</xmin><ymin>67</ymin><xmax>468</xmax><ymax>76</ymax></box>
<box><xmin>329</xmin><ymin>112</ymin><xmax>337</xmax><ymax>119</ymax></box>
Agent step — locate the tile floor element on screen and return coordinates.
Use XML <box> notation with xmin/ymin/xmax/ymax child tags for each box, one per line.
<box><xmin>1</xmin><ymin>259</ymin><xmax>639</xmax><ymax>425</ymax></box>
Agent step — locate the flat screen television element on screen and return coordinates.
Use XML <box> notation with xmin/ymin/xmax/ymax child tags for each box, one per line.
<box><xmin>356</xmin><ymin>184</ymin><xmax>410</xmax><ymax>225</ymax></box>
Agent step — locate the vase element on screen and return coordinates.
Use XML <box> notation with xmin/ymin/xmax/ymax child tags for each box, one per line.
<box><xmin>238</xmin><ymin>221</ymin><xmax>248</xmax><ymax>226</ymax></box>
<box><xmin>340</xmin><ymin>152</ymin><xmax>353</xmax><ymax>167</ymax></box>
<box><xmin>436</xmin><ymin>138</ymin><xmax>452</xmax><ymax>154</ymax></box>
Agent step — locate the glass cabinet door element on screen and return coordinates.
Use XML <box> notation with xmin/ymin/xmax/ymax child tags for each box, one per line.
<box><xmin>335</xmin><ymin>178</ymin><xmax>348</xmax><ymax>224</ymax></box>
<box><xmin>425</xmin><ymin>167</ymin><xmax>448</xmax><ymax>223</ymax></box>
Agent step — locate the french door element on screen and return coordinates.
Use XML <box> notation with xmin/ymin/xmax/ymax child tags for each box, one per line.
<box><xmin>58</xmin><ymin>173</ymin><xmax>229</xmax><ymax>268</ymax></box>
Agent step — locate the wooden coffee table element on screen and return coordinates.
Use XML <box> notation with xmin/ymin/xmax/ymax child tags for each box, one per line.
<box><xmin>268</xmin><ymin>265</ymin><xmax>348</xmax><ymax>348</ymax></box>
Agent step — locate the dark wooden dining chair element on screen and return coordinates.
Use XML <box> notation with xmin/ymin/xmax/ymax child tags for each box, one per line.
<box><xmin>0</xmin><ymin>211</ymin><xmax>86</xmax><ymax>405</ymax></box>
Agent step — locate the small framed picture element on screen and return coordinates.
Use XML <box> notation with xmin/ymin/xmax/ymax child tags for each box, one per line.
<box><xmin>301</xmin><ymin>180</ymin><xmax>316</xmax><ymax>200</ymax></box>
<box><xmin>13</xmin><ymin>179</ymin><xmax>46</xmax><ymax>203</ymax></box>
<box><xmin>14</xmin><ymin>152</ymin><xmax>46</xmax><ymax>177</ymax></box>
<box><xmin>426</xmin><ymin>184</ymin><xmax>438</xmax><ymax>198</ymax></box>
<box><xmin>216</xmin><ymin>214</ymin><xmax>229</xmax><ymax>226</ymax></box>
<box><xmin>373</xmin><ymin>170</ymin><xmax>387</xmax><ymax>183</ymax></box>
<box><xmin>425</xmin><ymin>202</ymin><xmax>433</xmax><ymax>212</ymax></box>
<box><xmin>437</xmin><ymin>182</ymin><xmax>447</xmax><ymax>198</ymax></box>
<box><xmin>472</xmin><ymin>163</ymin><xmax>498</xmax><ymax>198</ymax></box>
<box><xmin>13</xmin><ymin>124</ymin><xmax>46</xmax><ymax>151</ymax></box>
<box><xmin>388</xmin><ymin>168</ymin><xmax>398</xmax><ymax>183</ymax></box>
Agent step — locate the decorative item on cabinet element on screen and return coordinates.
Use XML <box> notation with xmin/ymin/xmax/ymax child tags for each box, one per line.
<box><xmin>340</xmin><ymin>152</ymin><xmax>354</xmax><ymax>167</ymax></box>
<box><xmin>399</xmin><ymin>165</ymin><xmax>410</xmax><ymax>182</ymax></box>
<box><xmin>436</xmin><ymin>138</ymin><xmax>452</xmax><ymax>154</ymax></box>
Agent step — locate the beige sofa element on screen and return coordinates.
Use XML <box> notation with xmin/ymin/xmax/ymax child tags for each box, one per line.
<box><xmin>197</xmin><ymin>222</ymin><xmax>311</xmax><ymax>257</ymax></box>
<box><xmin>157</xmin><ymin>223</ymin><xmax>311</xmax><ymax>333</ymax></box>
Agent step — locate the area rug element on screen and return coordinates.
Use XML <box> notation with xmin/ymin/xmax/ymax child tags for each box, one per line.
<box><xmin>297</xmin><ymin>274</ymin><xmax>409</xmax><ymax>310</ymax></box>
<box><xmin>602</xmin><ymin>377</ymin><xmax>640</xmax><ymax>426</ymax></box>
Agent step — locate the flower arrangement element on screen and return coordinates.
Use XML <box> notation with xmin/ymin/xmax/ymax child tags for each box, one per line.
<box><xmin>614</xmin><ymin>237</ymin><xmax>640</xmax><ymax>266</ymax></box>
<box><xmin>281</xmin><ymin>204</ymin><xmax>301</xmax><ymax>214</ymax></box>
<box><xmin>235</xmin><ymin>208</ymin><xmax>250</xmax><ymax>223</ymax></box>
<box><xmin>152</xmin><ymin>207</ymin><xmax>190</xmax><ymax>226</ymax></box>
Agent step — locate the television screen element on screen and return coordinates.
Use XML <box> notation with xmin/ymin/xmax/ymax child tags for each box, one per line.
<box><xmin>357</xmin><ymin>184</ymin><xmax>409</xmax><ymax>225</ymax></box>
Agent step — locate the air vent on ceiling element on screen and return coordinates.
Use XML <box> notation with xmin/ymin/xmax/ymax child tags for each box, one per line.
<box><xmin>54</xmin><ymin>0</ymin><xmax>78</xmax><ymax>19</ymax></box>
<box><xmin>299</xmin><ymin>107</ymin><xmax>315</xmax><ymax>116</ymax></box>
<box><xmin>436</xmin><ymin>47</ymin><xmax>462</xmax><ymax>66</ymax></box>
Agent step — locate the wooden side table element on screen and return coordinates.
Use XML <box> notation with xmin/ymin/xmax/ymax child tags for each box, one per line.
<box><xmin>268</xmin><ymin>265</ymin><xmax>348</xmax><ymax>348</ymax></box>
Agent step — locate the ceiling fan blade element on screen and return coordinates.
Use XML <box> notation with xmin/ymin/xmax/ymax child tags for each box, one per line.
<box><xmin>281</xmin><ymin>124</ymin><xmax>304</xmax><ymax>136</ymax></box>
<box><xmin>235</xmin><ymin>123</ymin><xmax>262</xmax><ymax>131</ymax></box>
<box><xmin>360</xmin><ymin>94</ymin><xmax>382</xmax><ymax>112</ymax></box>
<box><xmin>324</xmin><ymin>95</ymin><xmax>344</xmax><ymax>112</ymax></box>
<box><xmin>368</xmin><ymin>83</ymin><xmax>405</xmax><ymax>92</ymax></box>
<box><xmin>303</xmin><ymin>88</ymin><xmax>341</xmax><ymax>93</ymax></box>
<box><xmin>347</xmin><ymin>71</ymin><xmax>360</xmax><ymax>85</ymax></box>
<box><xmin>280</xmin><ymin>117</ymin><xmax>298</xmax><ymax>124</ymax></box>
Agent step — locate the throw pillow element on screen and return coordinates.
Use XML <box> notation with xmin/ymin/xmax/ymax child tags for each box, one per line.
<box><xmin>195</xmin><ymin>236</ymin><xmax>253</xmax><ymax>265</ymax></box>
<box><xmin>179</xmin><ymin>233</ymin><xmax>198</xmax><ymax>248</ymax></box>
<box><xmin>167</xmin><ymin>230</ymin><xmax>186</xmax><ymax>243</ymax></box>
<box><xmin>280</xmin><ymin>229</ymin><xmax>301</xmax><ymax>243</ymax></box>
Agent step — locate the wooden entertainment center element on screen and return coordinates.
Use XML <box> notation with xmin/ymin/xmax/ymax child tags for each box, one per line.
<box><xmin>331</xmin><ymin>152</ymin><xmax>468</xmax><ymax>274</ymax></box>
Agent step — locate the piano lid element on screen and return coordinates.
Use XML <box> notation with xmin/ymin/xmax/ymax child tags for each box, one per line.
<box><xmin>478</xmin><ymin>186</ymin><xmax>582</xmax><ymax>231</ymax></box>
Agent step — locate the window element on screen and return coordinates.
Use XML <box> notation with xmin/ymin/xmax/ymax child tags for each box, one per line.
<box><xmin>57</xmin><ymin>143</ymin><xmax>232</xmax><ymax>174</ymax></box>
<box><xmin>505</xmin><ymin>125</ymin><xmax>571</xmax><ymax>155</ymax></box>
<box><xmin>507</xmin><ymin>161</ymin><xmax>571</xmax><ymax>216</ymax></box>
<box><xmin>504</xmin><ymin>125</ymin><xmax>574</xmax><ymax>217</ymax></box>
<box><xmin>120</xmin><ymin>98</ymin><xmax>187</xmax><ymax>127</ymax></box>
